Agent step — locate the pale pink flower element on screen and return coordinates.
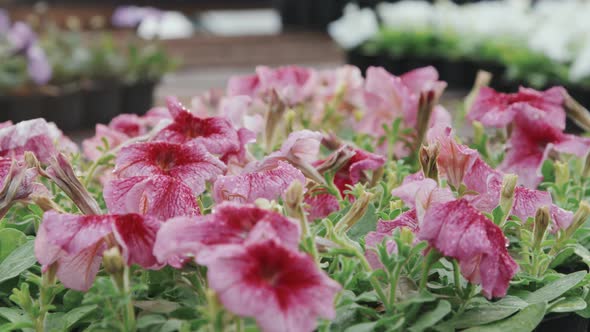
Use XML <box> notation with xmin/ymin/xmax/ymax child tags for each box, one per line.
<box><xmin>153</xmin><ymin>203</ymin><xmax>300</xmax><ymax>267</ymax></box>
<box><xmin>201</xmin><ymin>237</ymin><xmax>340</xmax><ymax>332</ymax></box>
<box><xmin>0</xmin><ymin>119</ymin><xmax>57</xmax><ymax>163</ymax></box>
<box><xmin>218</xmin><ymin>95</ymin><xmax>265</xmax><ymax>135</ymax></box>
<box><xmin>435</xmin><ymin>128</ymin><xmax>479</xmax><ymax>189</ymax></box>
<box><xmin>365</xmin><ymin>209</ymin><xmax>418</xmax><ymax>269</ymax></box>
<box><xmin>270</xmin><ymin>130</ymin><xmax>323</xmax><ymax>164</ymax></box>
<box><xmin>35</xmin><ymin>211</ymin><xmax>161</xmax><ymax>291</ymax></box>
<box><xmin>213</xmin><ymin>160</ymin><xmax>305</xmax><ymax>204</ymax></box>
<box><xmin>420</xmin><ymin>199</ymin><xmax>518</xmax><ymax>298</ymax></box>
<box><xmin>83</xmin><ymin>124</ymin><xmax>130</xmax><ymax>161</ymax></box>
<box><xmin>468</xmin><ymin>86</ymin><xmax>566</xmax><ymax>129</ymax></box>
<box><xmin>152</xmin><ymin>97</ymin><xmax>241</xmax><ymax>157</ymax></box>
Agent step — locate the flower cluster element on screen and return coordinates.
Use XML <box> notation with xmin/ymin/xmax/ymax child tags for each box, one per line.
<box><xmin>1</xmin><ymin>63</ymin><xmax>590</xmax><ymax>331</ymax></box>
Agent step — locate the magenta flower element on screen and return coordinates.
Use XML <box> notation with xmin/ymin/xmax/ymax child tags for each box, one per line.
<box><xmin>35</xmin><ymin>211</ymin><xmax>161</xmax><ymax>291</ymax></box>
<box><xmin>154</xmin><ymin>202</ymin><xmax>300</xmax><ymax>267</ymax></box>
<box><xmin>500</xmin><ymin>107</ymin><xmax>590</xmax><ymax>188</ymax></box>
<box><xmin>0</xmin><ymin>119</ymin><xmax>58</xmax><ymax>163</ymax></box>
<box><xmin>468</xmin><ymin>86</ymin><xmax>566</xmax><ymax>129</ymax></box>
<box><xmin>201</xmin><ymin>237</ymin><xmax>340</xmax><ymax>332</ymax></box>
<box><xmin>114</xmin><ymin>141</ymin><xmax>226</xmax><ymax>195</ymax></box>
<box><xmin>331</xmin><ymin>147</ymin><xmax>385</xmax><ymax>196</ymax></box>
<box><xmin>304</xmin><ymin>191</ymin><xmax>340</xmax><ymax>220</ymax></box>
<box><xmin>420</xmin><ymin>199</ymin><xmax>518</xmax><ymax>298</ymax></box>
<box><xmin>104</xmin><ymin>175</ymin><xmax>200</xmax><ymax>220</ymax></box>
<box><xmin>152</xmin><ymin>97</ymin><xmax>241</xmax><ymax>157</ymax></box>
<box><xmin>213</xmin><ymin>160</ymin><xmax>305</xmax><ymax>204</ymax></box>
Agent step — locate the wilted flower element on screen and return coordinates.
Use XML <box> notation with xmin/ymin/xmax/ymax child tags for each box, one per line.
<box><xmin>153</xmin><ymin>203</ymin><xmax>300</xmax><ymax>267</ymax></box>
<box><xmin>0</xmin><ymin>157</ymin><xmax>44</xmax><ymax>218</ymax></box>
<box><xmin>35</xmin><ymin>211</ymin><xmax>161</xmax><ymax>291</ymax></box>
<box><xmin>420</xmin><ymin>199</ymin><xmax>519</xmax><ymax>298</ymax></box>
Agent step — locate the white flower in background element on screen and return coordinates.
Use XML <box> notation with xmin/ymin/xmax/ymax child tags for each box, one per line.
<box><xmin>138</xmin><ymin>11</ymin><xmax>194</xmax><ymax>40</ymax></box>
<box><xmin>328</xmin><ymin>4</ymin><xmax>378</xmax><ymax>50</ymax></box>
<box><xmin>377</xmin><ymin>1</ymin><xmax>433</xmax><ymax>30</ymax></box>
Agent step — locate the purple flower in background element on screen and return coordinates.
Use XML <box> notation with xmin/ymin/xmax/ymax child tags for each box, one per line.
<box><xmin>7</xmin><ymin>21</ymin><xmax>37</xmax><ymax>52</ymax></box>
<box><xmin>5</xmin><ymin>21</ymin><xmax>52</xmax><ymax>85</ymax></box>
<box><xmin>112</xmin><ymin>6</ymin><xmax>162</xmax><ymax>28</ymax></box>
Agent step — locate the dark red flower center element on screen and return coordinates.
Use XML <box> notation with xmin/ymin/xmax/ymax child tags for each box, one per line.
<box><xmin>155</xmin><ymin>150</ymin><xmax>177</xmax><ymax>172</ymax></box>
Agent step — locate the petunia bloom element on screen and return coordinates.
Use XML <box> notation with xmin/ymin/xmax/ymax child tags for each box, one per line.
<box><xmin>35</xmin><ymin>211</ymin><xmax>161</xmax><ymax>291</ymax></box>
<box><xmin>330</xmin><ymin>147</ymin><xmax>385</xmax><ymax>196</ymax></box>
<box><xmin>104</xmin><ymin>175</ymin><xmax>200</xmax><ymax>220</ymax></box>
<box><xmin>0</xmin><ymin>119</ymin><xmax>57</xmax><ymax>163</ymax></box>
<box><xmin>468</xmin><ymin>86</ymin><xmax>566</xmax><ymax>129</ymax></box>
<box><xmin>500</xmin><ymin>106</ymin><xmax>590</xmax><ymax>188</ymax></box>
<box><xmin>114</xmin><ymin>141</ymin><xmax>226</xmax><ymax>195</ymax></box>
<box><xmin>153</xmin><ymin>202</ymin><xmax>300</xmax><ymax>267</ymax></box>
<box><xmin>213</xmin><ymin>160</ymin><xmax>305</xmax><ymax>204</ymax></box>
<box><xmin>435</xmin><ymin>128</ymin><xmax>479</xmax><ymax>190</ymax></box>
<box><xmin>419</xmin><ymin>199</ymin><xmax>518</xmax><ymax>298</ymax></box>
<box><xmin>152</xmin><ymin>97</ymin><xmax>242</xmax><ymax>157</ymax></box>
<box><xmin>201</xmin><ymin>236</ymin><xmax>340</xmax><ymax>332</ymax></box>
<box><xmin>227</xmin><ymin>65</ymin><xmax>318</xmax><ymax>106</ymax></box>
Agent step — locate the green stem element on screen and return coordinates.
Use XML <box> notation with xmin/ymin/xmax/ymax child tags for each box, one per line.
<box><xmin>419</xmin><ymin>250</ymin><xmax>442</xmax><ymax>291</ymax></box>
<box><xmin>83</xmin><ymin>158</ymin><xmax>102</xmax><ymax>188</ymax></box>
<box><xmin>122</xmin><ymin>267</ymin><xmax>136</xmax><ymax>332</ymax></box>
<box><xmin>452</xmin><ymin>260</ymin><xmax>463</xmax><ymax>298</ymax></box>
<box><xmin>36</xmin><ymin>271</ymin><xmax>56</xmax><ymax>332</ymax></box>
<box><xmin>388</xmin><ymin>264</ymin><xmax>403</xmax><ymax>313</ymax></box>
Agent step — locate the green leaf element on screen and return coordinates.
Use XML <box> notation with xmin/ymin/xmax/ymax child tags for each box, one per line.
<box><xmin>525</xmin><ymin>271</ymin><xmax>587</xmax><ymax>304</ymax></box>
<box><xmin>549</xmin><ymin>297</ymin><xmax>587</xmax><ymax>313</ymax></box>
<box><xmin>0</xmin><ymin>240</ymin><xmax>37</xmax><ymax>284</ymax></box>
<box><xmin>347</xmin><ymin>204</ymin><xmax>377</xmax><ymax>241</ymax></box>
<box><xmin>449</xmin><ymin>296</ymin><xmax>528</xmax><ymax>329</ymax></box>
<box><xmin>462</xmin><ymin>302</ymin><xmax>546</xmax><ymax>332</ymax></box>
<box><xmin>571</xmin><ymin>244</ymin><xmax>590</xmax><ymax>268</ymax></box>
<box><xmin>0</xmin><ymin>307</ymin><xmax>29</xmax><ymax>324</ymax></box>
<box><xmin>344</xmin><ymin>322</ymin><xmax>378</xmax><ymax>332</ymax></box>
<box><xmin>63</xmin><ymin>305</ymin><xmax>97</xmax><ymax>329</ymax></box>
<box><xmin>137</xmin><ymin>314</ymin><xmax>167</xmax><ymax>329</ymax></box>
<box><xmin>0</xmin><ymin>228</ymin><xmax>27</xmax><ymax>262</ymax></box>
<box><xmin>408</xmin><ymin>300</ymin><xmax>451</xmax><ymax>332</ymax></box>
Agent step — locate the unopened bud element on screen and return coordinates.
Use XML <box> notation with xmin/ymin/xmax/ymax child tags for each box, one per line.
<box><xmin>265</xmin><ymin>90</ymin><xmax>287</xmax><ymax>152</ymax></box>
<box><xmin>566</xmin><ymin>201</ymin><xmax>590</xmax><ymax>238</ymax></box>
<box><xmin>334</xmin><ymin>191</ymin><xmax>374</xmax><ymax>234</ymax></box>
<box><xmin>584</xmin><ymin>153</ymin><xmax>590</xmax><ymax>178</ymax></box>
<box><xmin>416</xmin><ymin>90</ymin><xmax>436</xmax><ymax>148</ymax></box>
<box><xmin>554</xmin><ymin>161</ymin><xmax>570</xmax><ymax>187</ymax></box>
<box><xmin>563</xmin><ymin>91</ymin><xmax>590</xmax><ymax>132</ymax></box>
<box><xmin>533</xmin><ymin>206</ymin><xmax>550</xmax><ymax>249</ymax></box>
<box><xmin>316</xmin><ymin>145</ymin><xmax>355</xmax><ymax>174</ymax></box>
<box><xmin>103</xmin><ymin>247</ymin><xmax>125</xmax><ymax>276</ymax></box>
<box><xmin>419</xmin><ymin>144</ymin><xmax>439</xmax><ymax>182</ymax></box>
<box><xmin>284</xmin><ymin>180</ymin><xmax>304</xmax><ymax>219</ymax></box>
<box><xmin>465</xmin><ymin>70</ymin><xmax>492</xmax><ymax>111</ymax></box>
<box><xmin>499</xmin><ymin>174</ymin><xmax>518</xmax><ymax>226</ymax></box>
<box><xmin>473</xmin><ymin>121</ymin><xmax>486</xmax><ymax>145</ymax></box>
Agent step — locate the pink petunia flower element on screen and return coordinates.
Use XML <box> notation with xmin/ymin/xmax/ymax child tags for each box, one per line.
<box><xmin>435</xmin><ymin>128</ymin><xmax>479</xmax><ymax>190</ymax></box>
<box><xmin>468</xmin><ymin>86</ymin><xmax>566</xmax><ymax>129</ymax></box>
<box><xmin>201</xmin><ymin>236</ymin><xmax>340</xmax><ymax>332</ymax></box>
<box><xmin>104</xmin><ymin>175</ymin><xmax>200</xmax><ymax>220</ymax></box>
<box><xmin>331</xmin><ymin>147</ymin><xmax>385</xmax><ymax>196</ymax></box>
<box><xmin>420</xmin><ymin>199</ymin><xmax>519</xmax><ymax>298</ymax></box>
<box><xmin>152</xmin><ymin>97</ymin><xmax>241</xmax><ymax>157</ymax></box>
<box><xmin>153</xmin><ymin>202</ymin><xmax>300</xmax><ymax>267</ymax></box>
<box><xmin>0</xmin><ymin>119</ymin><xmax>58</xmax><ymax>163</ymax></box>
<box><xmin>113</xmin><ymin>141</ymin><xmax>226</xmax><ymax>195</ymax></box>
<box><xmin>228</xmin><ymin>66</ymin><xmax>318</xmax><ymax>106</ymax></box>
<box><xmin>304</xmin><ymin>191</ymin><xmax>340</xmax><ymax>221</ymax></box>
<box><xmin>213</xmin><ymin>160</ymin><xmax>305</xmax><ymax>204</ymax></box>
<box><xmin>35</xmin><ymin>211</ymin><xmax>161</xmax><ymax>291</ymax></box>
<box><xmin>500</xmin><ymin>106</ymin><xmax>590</xmax><ymax>188</ymax></box>
<box><xmin>0</xmin><ymin>157</ymin><xmax>46</xmax><ymax>217</ymax></box>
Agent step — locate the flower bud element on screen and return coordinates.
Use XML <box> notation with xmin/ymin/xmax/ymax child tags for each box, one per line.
<box><xmin>419</xmin><ymin>144</ymin><xmax>439</xmax><ymax>182</ymax></box>
<box><xmin>500</xmin><ymin>174</ymin><xmax>517</xmax><ymax>215</ymax></box>
<box><xmin>43</xmin><ymin>154</ymin><xmax>101</xmax><ymax>215</ymax></box>
<box><xmin>265</xmin><ymin>90</ymin><xmax>287</xmax><ymax>151</ymax></box>
<box><xmin>464</xmin><ymin>70</ymin><xmax>492</xmax><ymax>111</ymax></box>
<box><xmin>103</xmin><ymin>247</ymin><xmax>125</xmax><ymax>276</ymax></box>
<box><xmin>554</xmin><ymin>161</ymin><xmax>570</xmax><ymax>187</ymax></box>
<box><xmin>284</xmin><ymin>180</ymin><xmax>305</xmax><ymax>220</ymax></box>
<box><xmin>472</xmin><ymin>121</ymin><xmax>486</xmax><ymax>145</ymax></box>
<box><xmin>566</xmin><ymin>201</ymin><xmax>590</xmax><ymax>238</ymax></box>
<box><xmin>416</xmin><ymin>90</ymin><xmax>436</xmax><ymax>148</ymax></box>
<box><xmin>334</xmin><ymin>190</ymin><xmax>374</xmax><ymax>234</ymax></box>
<box><xmin>583</xmin><ymin>153</ymin><xmax>590</xmax><ymax>178</ymax></box>
<box><xmin>533</xmin><ymin>206</ymin><xmax>550</xmax><ymax>249</ymax></box>
<box><xmin>563</xmin><ymin>91</ymin><xmax>590</xmax><ymax>132</ymax></box>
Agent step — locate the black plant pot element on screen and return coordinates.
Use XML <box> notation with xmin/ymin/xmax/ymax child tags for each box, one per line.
<box><xmin>534</xmin><ymin>313</ymin><xmax>588</xmax><ymax>332</ymax></box>
<box><xmin>42</xmin><ymin>89</ymin><xmax>84</xmax><ymax>132</ymax></box>
<box><xmin>440</xmin><ymin>58</ymin><xmax>479</xmax><ymax>90</ymax></box>
<box><xmin>346</xmin><ymin>49</ymin><xmax>381</xmax><ymax>74</ymax></box>
<box><xmin>83</xmin><ymin>82</ymin><xmax>122</xmax><ymax>127</ymax></box>
<box><xmin>0</xmin><ymin>94</ymin><xmax>44</xmax><ymax>123</ymax></box>
<box><xmin>274</xmin><ymin>0</ymin><xmax>348</xmax><ymax>30</ymax></box>
<box><xmin>121</xmin><ymin>81</ymin><xmax>158</xmax><ymax>115</ymax></box>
